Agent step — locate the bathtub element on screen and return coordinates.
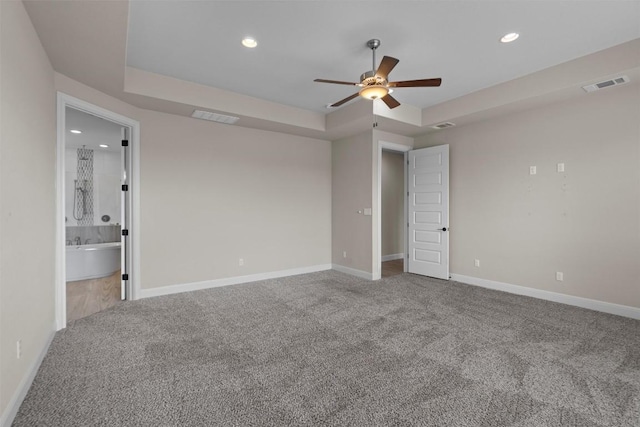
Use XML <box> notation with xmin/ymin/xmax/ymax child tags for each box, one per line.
<box><xmin>66</xmin><ymin>242</ymin><xmax>121</xmax><ymax>282</ymax></box>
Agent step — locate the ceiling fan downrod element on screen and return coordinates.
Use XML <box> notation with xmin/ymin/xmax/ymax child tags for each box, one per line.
<box><xmin>367</xmin><ymin>39</ymin><xmax>381</xmax><ymax>72</ymax></box>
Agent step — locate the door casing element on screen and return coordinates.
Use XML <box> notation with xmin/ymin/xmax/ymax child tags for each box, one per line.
<box><xmin>55</xmin><ymin>92</ymin><xmax>141</xmax><ymax>330</ymax></box>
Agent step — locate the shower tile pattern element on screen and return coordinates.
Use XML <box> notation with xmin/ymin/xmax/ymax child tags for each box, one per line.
<box><xmin>75</xmin><ymin>147</ymin><xmax>94</xmax><ymax>226</ymax></box>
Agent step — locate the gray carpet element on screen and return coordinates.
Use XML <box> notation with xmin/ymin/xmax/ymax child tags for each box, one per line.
<box><xmin>13</xmin><ymin>271</ymin><xmax>640</xmax><ymax>426</ymax></box>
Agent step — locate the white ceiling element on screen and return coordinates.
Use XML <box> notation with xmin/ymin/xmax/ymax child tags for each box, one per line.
<box><xmin>126</xmin><ymin>1</ymin><xmax>640</xmax><ymax>113</ymax></box>
<box><xmin>66</xmin><ymin>107</ymin><xmax>123</xmax><ymax>153</ymax></box>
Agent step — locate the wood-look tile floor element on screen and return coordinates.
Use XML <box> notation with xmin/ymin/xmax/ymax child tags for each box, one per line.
<box><xmin>66</xmin><ymin>270</ymin><xmax>121</xmax><ymax>323</ymax></box>
<box><xmin>382</xmin><ymin>259</ymin><xmax>404</xmax><ymax>278</ymax></box>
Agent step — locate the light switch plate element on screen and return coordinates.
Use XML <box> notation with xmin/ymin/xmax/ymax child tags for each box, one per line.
<box><xmin>529</xmin><ymin>166</ymin><xmax>537</xmax><ymax>175</ymax></box>
<box><xmin>557</xmin><ymin>163</ymin><xmax>565</xmax><ymax>173</ymax></box>
<box><xmin>364</xmin><ymin>208</ymin><xmax>372</xmax><ymax>216</ymax></box>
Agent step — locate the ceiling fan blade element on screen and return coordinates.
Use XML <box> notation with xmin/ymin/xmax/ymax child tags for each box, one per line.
<box><xmin>388</xmin><ymin>78</ymin><xmax>442</xmax><ymax>88</ymax></box>
<box><xmin>375</xmin><ymin>56</ymin><xmax>399</xmax><ymax>80</ymax></box>
<box><xmin>314</xmin><ymin>79</ymin><xmax>359</xmax><ymax>86</ymax></box>
<box><xmin>331</xmin><ymin>92</ymin><xmax>360</xmax><ymax>107</ymax></box>
<box><xmin>381</xmin><ymin>94</ymin><xmax>401</xmax><ymax>109</ymax></box>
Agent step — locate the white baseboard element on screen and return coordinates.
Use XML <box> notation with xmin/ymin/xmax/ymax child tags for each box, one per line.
<box><xmin>1</xmin><ymin>323</ymin><xmax>56</xmax><ymax>427</ymax></box>
<box><xmin>381</xmin><ymin>253</ymin><xmax>404</xmax><ymax>262</ymax></box>
<box><xmin>450</xmin><ymin>273</ymin><xmax>640</xmax><ymax>320</ymax></box>
<box><xmin>138</xmin><ymin>264</ymin><xmax>333</xmax><ymax>299</ymax></box>
<box><xmin>332</xmin><ymin>264</ymin><xmax>375</xmax><ymax>280</ymax></box>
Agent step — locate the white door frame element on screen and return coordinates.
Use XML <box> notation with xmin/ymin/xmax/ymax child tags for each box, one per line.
<box><xmin>375</xmin><ymin>140</ymin><xmax>411</xmax><ymax>280</ymax></box>
<box><xmin>56</xmin><ymin>92</ymin><xmax>141</xmax><ymax>330</ymax></box>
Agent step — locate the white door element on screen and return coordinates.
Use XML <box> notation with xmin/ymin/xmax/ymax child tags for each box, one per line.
<box><xmin>407</xmin><ymin>145</ymin><xmax>449</xmax><ymax>279</ymax></box>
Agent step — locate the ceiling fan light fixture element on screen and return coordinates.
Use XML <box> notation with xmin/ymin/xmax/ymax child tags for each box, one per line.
<box><xmin>500</xmin><ymin>32</ymin><xmax>520</xmax><ymax>43</ymax></box>
<box><xmin>241</xmin><ymin>37</ymin><xmax>257</xmax><ymax>48</ymax></box>
<box><xmin>359</xmin><ymin>85</ymin><xmax>389</xmax><ymax>100</ymax></box>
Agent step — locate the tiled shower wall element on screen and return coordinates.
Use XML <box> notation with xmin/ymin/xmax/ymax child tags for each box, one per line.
<box><xmin>65</xmin><ymin>225</ymin><xmax>121</xmax><ymax>246</ymax></box>
<box><xmin>65</xmin><ymin>148</ymin><xmax>121</xmax><ymax>226</ymax></box>
<box><xmin>74</xmin><ymin>147</ymin><xmax>94</xmax><ymax>226</ymax></box>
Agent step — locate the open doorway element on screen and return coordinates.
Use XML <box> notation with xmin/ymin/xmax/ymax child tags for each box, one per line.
<box><xmin>56</xmin><ymin>93</ymin><xmax>140</xmax><ymax>329</ymax></box>
<box><xmin>381</xmin><ymin>150</ymin><xmax>405</xmax><ymax>278</ymax></box>
<box><xmin>375</xmin><ymin>141</ymin><xmax>411</xmax><ymax>280</ymax></box>
<box><xmin>64</xmin><ymin>107</ymin><xmax>124</xmax><ymax>322</ymax></box>
<box><xmin>376</xmin><ymin>139</ymin><xmax>450</xmax><ymax>281</ymax></box>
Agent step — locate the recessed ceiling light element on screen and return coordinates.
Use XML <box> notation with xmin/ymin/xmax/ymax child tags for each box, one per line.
<box><xmin>70</xmin><ymin>129</ymin><xmax>82</xmax><ymax>134</ymax></box>
<box><xmin>99</xmin><ymin>144</ymin><xmax>109</xmax><ymax>148</ymax></box>
<box><xmin>242</xmin><ymin>37</ymin><xmax>257</xmax><ymax>48</ymax></box>
<box><xmin>500</xmin><ymin>32</ymin><xmax>520</xmax><ymax>43</ymax></box>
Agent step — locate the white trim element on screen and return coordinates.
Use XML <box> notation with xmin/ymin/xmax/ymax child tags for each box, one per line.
<box><xmin>403</xmin><ymin>151</ymin><xmax>408</xmax><ymax>273</ymax></box>
<box><xmin>381</xmin><ymin>253</ymin><xmax>404</xmax><ymax>262</ymax></box>
<box><xmin>0</xmin><ymin>324</ymin><xmax>56</xmax><ymax>427</ymax></box>
<box><xmin>450</xmin><ymin>273</ymin><xmax>640</xmax><ymax>320</ymax></box>
<box><xmin>139</xmin><ymin>264</ymin><xmax>333</xmax><ymax>299</ymax></box>
<box><xmin>56</xmin><ymin>93</ymin><xmax>141</xmax><ymax>330</ymax></box>
<box><xmin>332</xmin><ymin>264</ymin><xmax>375</xmax><ymax>280</ymax></box>
<box><xmin>376</xmin><ymin>141</ymin><xmax>411</xmax><ymax>281</ymax></box>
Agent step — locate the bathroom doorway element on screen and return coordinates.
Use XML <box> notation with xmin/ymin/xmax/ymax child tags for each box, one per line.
<box><xmin>56</xmin><ymin>93</ymin><xmax>140</xmax><ymax>329</ymax></box>
<box><xmin>64</xmin><ymin>107</ymin><xmax>124</xmax><ymax>322</ymax></box>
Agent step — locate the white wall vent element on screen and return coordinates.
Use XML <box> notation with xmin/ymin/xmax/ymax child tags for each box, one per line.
<box><xmin>191</xmin><ymin>110</ymin><xmax>240</xmax><ymax>124</ymax></box>
<box><xmin>582</xmin><ymin>75</ymin><xmax>629</xmax><ymax>93</ymax></box>
<box><xmin>431</xmin><ymin>122</ymin><xmax>456</xmax><ymax>130</ymax></box>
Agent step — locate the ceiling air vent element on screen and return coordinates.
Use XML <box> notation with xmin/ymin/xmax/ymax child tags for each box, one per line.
<box><xmin>431</xmin><ymin>122</ymin><xmax>456</xmax><ymax>130</ymax></box>
<box><xmin>191</xmin><ymin>110</ymin><xmax>239</xmax><ymax>124</ymax></box>
<box><xmin>582</xmin><ymin>75</ymin><xmax>629</xmax><ymax>93</ymax></box>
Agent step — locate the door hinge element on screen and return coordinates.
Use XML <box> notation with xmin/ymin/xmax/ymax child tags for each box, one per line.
<box><xmin>121</xmin><ymin>139</ymin><xmax>129</xmax><ymax>147</ymax></box>
<box><xmin>407</xmin><ymin>222</ymin><xmax>409</xmax><ymax>227</ymax></box>
<box><xmin>122</xmin><ymin>273</ymin><xmax>129</xmax><ymax>281</ymax></box>
<box><xmin>121</xmin><ymin>229</ymin><xmax>129</xmax><ymax>236</ymax></box>
<box><xmin>122</xmin><ymin>184</ymin><xmax>128</xmax><ymax>191</ymax></box>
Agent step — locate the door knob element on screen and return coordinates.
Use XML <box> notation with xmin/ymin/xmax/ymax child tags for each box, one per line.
<box><xmin>438</xmin><ymin>227</ymin><xmax>448</xmax><ymax>231</ymax></box>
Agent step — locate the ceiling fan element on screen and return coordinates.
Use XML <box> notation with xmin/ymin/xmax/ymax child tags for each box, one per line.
<box><xmin>314</xmin><ymin>39</ymin><xmax>442</xmax><ymax>109</ymax></box>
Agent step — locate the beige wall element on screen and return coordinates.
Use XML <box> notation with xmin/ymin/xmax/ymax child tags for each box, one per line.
<box><xmin>332</xmin><ymin>131</ymin><xmax>374</xmax><ymax>273</ymax></box>
<box><xmin>0</xmin><ymin>0</ymin><xmax>56</xmax><ymax>418</ymax></box>
<box><xmin>138</xmin><ymin>110</ymin><xmax>331</xmax><ymax>288</ymax></box>
<box><xmin>381</xmin><ymin>151</ymin><xmax>405</xmax><ymax>256</ymax></box>
<box><xmin>54</xmin><ymin>74</ymin><xmax>332</xmax><ymax>290</ymax></box>
<box><xmin>414</xmin><ymin>83</ymin><xmax>640</xmax><ymax>308</ymax></box>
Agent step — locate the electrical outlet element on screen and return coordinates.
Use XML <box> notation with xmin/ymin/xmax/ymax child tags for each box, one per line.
<box><xmin>239</xmin><ymin>258</ymin><xmax>244</xmax><ymax>266</ymax></box>
<box><xmin>474</xmin><ymin>259</ymin><xmax>480</xmax><ymax>267</ymax></box>
<box><xmin>343</xmin><ymin>251</ymin><xmax>347</xmax><ymax>258</ymax></box>
<box><xmin>529</xmin><ymin>166</ymin><xmax>537</xmax><ymax>175</ymax></box>
<box><xmin>556</xmin><ymin>272</ymin><xmax>563</xmax><ymax>281</ymax></box>
<box><xmin>557</xmin><ymin>163</ymin><xmax>565</xmax><ymax>173</ymax></box>
<box><xmin>16</xmin><ymin>340</ymin><xmax>22</xmax><ymax>359</ymax></box>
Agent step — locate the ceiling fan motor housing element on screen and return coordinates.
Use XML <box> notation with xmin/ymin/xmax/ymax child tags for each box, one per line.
<box><xmin>360</xmin><ymin>70</ymin><xmax>387</xmax><ymax>86</ymax></box>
